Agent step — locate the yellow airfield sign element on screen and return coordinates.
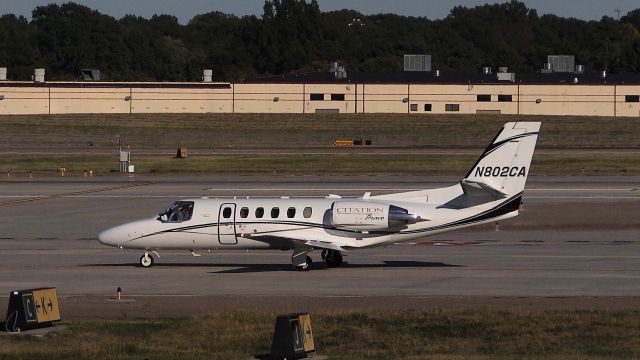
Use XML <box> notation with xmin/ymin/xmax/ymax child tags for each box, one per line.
<box><xmin>5</xmin><ymin>287</ymin><xmax>61</xmax><ymax>332</ymax></box>
<box><xmin>32</xmin><ymin>288</ymin><xmax>61</xmax><ymax>322</ymax></box>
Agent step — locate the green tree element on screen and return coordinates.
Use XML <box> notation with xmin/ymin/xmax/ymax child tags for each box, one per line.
<box><xmin>0</xmin><ymin>14</ymin><xmax>40</xmax><ymax>79</ymax></box>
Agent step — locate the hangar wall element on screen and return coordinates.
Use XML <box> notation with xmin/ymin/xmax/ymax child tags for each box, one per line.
<box><xmin>0</xmin><ymin>82</ymin><xmax>639</xmax><ymax>117</ymax></box>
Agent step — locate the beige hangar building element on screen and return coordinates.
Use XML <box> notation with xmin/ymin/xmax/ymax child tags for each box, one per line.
<box><xmin>0</xmin><ymin>70</ymin><xmax>639</xmax><ymax>117</ymax></box>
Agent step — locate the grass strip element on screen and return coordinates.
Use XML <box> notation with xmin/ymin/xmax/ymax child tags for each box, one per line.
<box><xmin>1</xmin><ymin>153</ymin><xmax>640</xmax><ymax>175</ymax></box>
<box><xmin>1</xmin><ymin>114</ymin><xmax>640</xmax><ymax>149</ymax></box>
<box><xmin>1</xmin><ymin>310</ymin><xmax>639</xmax><ymax>360</ymax></box>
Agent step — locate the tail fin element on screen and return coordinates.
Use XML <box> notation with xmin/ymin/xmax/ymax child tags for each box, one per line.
<box><xmin>461</xmin><ymin>122</ymin><xmax>540</xmax><ymax>199</ymax></box>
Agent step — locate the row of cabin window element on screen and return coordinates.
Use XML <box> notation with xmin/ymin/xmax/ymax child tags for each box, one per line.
<box><xmin>310</xmin><ymin>93</ymin><xmax>345</xmax><ymax>101</ymax></box>
<box><xmin>222</xmin><ymin>206</ymin><xmax>313</xmax><ymax>219</ymax></box>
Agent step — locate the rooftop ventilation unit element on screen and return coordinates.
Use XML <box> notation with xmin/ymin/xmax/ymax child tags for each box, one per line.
<box><xmin>330</xmin><ymin>61</ymin><xmax>347</xmax><ymax>78</ymax></box>
<box><xmin>404</xmin><ymin>55</ymin><xmax>431</xmax><ymax>72</ymax></box>
<box><xmin>0</xmin><ymin>67</ymin><xmax>6</xmax><ymax>81</ymax></box>
<box><xmin>497</xmin><ymin>72</ymin><xmax>515</xmax><ymax>82</ymax></box>
<box><xmin>482</xmin><ymin>66</ymin><xmax>492</xmax><ymax>75</ymax></box>
<box><xmin>33</xmin><ymin>68</ymin><xmax>45</xmax><ymax>82</ymax></box>
<box><xmin>202</xmin><ymin>69</ymin><xmax>213</xmax><ymax>82</ymax></box>
<box><xmin>80</xmin><ymin>69</ymin><xmax>100</xmax><ymax>81</ymax></box>
<box><xmin>543</xmin><ymin>55</ymin><xmax>575</xmax><ymax>73</ymax></box>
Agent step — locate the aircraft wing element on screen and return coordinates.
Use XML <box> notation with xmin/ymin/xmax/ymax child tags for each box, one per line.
<box><xmin>240</xmin><ymin>229</ymin><xmax>347</xmax><ymax>251</ymax></box>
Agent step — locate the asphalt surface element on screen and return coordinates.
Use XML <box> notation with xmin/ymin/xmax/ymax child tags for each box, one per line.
<box><xmin>0</xmin><ymin>175</ymin><xmax>638</xmax><ymax>315</ymax></box>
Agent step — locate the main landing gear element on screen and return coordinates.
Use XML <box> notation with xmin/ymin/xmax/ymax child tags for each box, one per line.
<box><xmin>292</xmin><ymin>249</ymin><xmax>343</xmax><ymax>271</ymax></box>
<box><xmin>292</xmin><ymin>249</ymin><xmax>313</xmax><ymax>271</ymax></box>
<box><xmin>321</xmin><ymin>249</ymin><xmax>343</xmax><ymax>268</ymax></box>
<box><xmin>139</xmin><ymin>250</ymin><xmax>158</xmax><ymax>268</ymax></box>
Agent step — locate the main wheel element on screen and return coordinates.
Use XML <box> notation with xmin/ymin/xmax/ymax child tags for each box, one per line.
<box><xmin>139</xmin><ymin>253</ymin><xmax>154</xmax><ymax>268</ymax></box>
<box><xmin>324</xmin><ymin>250</ymin><xmax>343</xmax><ymax>268</ymax></box>
<box><xmin>295</xmin><ymin>256</ymin><xmax>312</xmax><ymax>271</ymax></box>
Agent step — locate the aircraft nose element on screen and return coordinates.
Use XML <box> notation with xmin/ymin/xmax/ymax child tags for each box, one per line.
<box><xmin>98</xmin><ymin>226</ymin><xmax>124</xmax><ymax>247</ymax></box>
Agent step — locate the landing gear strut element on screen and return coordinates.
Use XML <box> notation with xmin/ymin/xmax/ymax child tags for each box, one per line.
<box><xmin>139</xmin><ymin>251</ymin><xmax>154</xmax><ymax>268</ymax></box>
<box><xmin>321</xmin><ymin>249</ymin><xmax>343</xmax><ymax>268</ymax></box>
<box><xmin>292</xmin><ymin>249</ymin><xmax>313</xmax><ymax>271</ymax></box>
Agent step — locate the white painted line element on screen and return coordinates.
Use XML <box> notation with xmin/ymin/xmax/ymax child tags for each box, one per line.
<box><xmin>206</xmin><ymin>188</ymin><xmax>422</xmax><ymax>191</ymax></box>
<box><xmin>1</xmin><ymin>194</ymin><xmax>638</xmax><ymax>200</ymax></box>
<box><xmin>0</xmin><ymin>196</ymin><xmax>48</xmax><ymax>198</ymax></box>
<box><xmin>206</xmin><ymin>188</ymin><xmax>638</xmax><ymax>192</ymax></box>
<box><xmin>527</xmin><ymin>196</ymin><xmax>640</xmax><ymax>199</ymax></box>
<box><xmin>528</xmin><ymin>188</ymin><xmax>636</xmax><ymax>191</ymax></box>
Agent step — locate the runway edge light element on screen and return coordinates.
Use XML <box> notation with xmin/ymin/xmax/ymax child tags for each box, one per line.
<box><xmin>269</xmin><ymin>313</ymin><xmax>315</xmax><ymax>359</ymax></box>
<box><xmin>4</xmin><ymin>287</ymin><xmax>61</xmax><ymax>333</ymax></box>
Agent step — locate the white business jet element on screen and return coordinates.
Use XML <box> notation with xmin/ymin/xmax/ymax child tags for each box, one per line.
<box><xmin>98</xmin><ymin>122</ymin><xmax>540</xmax><ymax>270</ymax></box>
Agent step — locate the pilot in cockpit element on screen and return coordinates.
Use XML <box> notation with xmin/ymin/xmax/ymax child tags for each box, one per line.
<box><xmin>159</xmin><ymin>201</ymin><xmax>194</xmax><ymax>223</ymax></box>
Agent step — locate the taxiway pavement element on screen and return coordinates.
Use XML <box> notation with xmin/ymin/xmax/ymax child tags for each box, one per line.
<box><xmin>0</xmin><ymin>175</ymin><xmax>638</xmax><ymax>314</ymax></box>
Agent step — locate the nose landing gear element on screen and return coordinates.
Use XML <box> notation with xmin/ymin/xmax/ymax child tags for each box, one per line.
<box><xmin>139</xmin><ymin>250</ymin><xmax>159</xmax><ymax>268</ymax></box>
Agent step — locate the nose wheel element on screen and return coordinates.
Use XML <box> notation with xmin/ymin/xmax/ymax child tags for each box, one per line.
<box><xmin>139</xmin><ymin>251</ymin><xmax>154</xmax><ymax>268</ymax></box>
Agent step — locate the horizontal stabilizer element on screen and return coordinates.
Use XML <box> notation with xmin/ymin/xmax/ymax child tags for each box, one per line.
<box><xmin>460</xmin><ymin>179</ymin><xmax>508</xmax><ymax>198</ymax></box>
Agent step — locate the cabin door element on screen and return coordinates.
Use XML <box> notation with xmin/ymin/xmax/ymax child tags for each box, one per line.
<box><xmin>217</xmin><ymin>203</ymin><xmax>238</xmax><ymax>245</ymax></box>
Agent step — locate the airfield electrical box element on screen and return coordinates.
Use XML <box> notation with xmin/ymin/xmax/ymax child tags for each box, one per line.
<box><xmin>4</xmin><ymin>287</ymin><xmax>61</xmax><ymax>332</ymax></box>
<box><xmin>270</xmin><ymin>313</ymin><xmax>315</xmax><ymax>359</ymax></box>
<box><xmin>176</xmin><ymin>147</ymin><xmax>188</xmax><ymax>158</ymax></box>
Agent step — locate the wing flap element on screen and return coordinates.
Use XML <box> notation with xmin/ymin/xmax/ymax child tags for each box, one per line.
<box><xmin>241</xmin><ymin>230</ymin><xmax>346</xmax><ymax>251</ymax></box>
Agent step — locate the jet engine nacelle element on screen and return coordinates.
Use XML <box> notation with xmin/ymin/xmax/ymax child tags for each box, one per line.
<box><xmin>330</xmin><ymin>201</ymin><xmax>418</xmax><ymax>231</ymax></box>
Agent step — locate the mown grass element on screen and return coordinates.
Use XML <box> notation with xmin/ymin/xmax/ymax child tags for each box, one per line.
<box><xmin>1</xmin><ymin>310</ymin><xmax>639</xmax><ymax>360</ymax></box>
<box><xmin>2</xmin><ymin>153</ymin><xmax>640</xmax><ymax>175</ymax></box>
<box><xmin>1</xmin><ymin>113</ymin><xmax>640</xmax><ymax>149</ymax></box>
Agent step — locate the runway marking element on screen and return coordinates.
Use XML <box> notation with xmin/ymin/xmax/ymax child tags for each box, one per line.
<box><xmin>204</xmin><ymin>187</ymin><xmax>638</xmax><ymax>192</ymax></box>
<box><xmin>526</xmin><ymin>196</ymin><xmax>640</xmax><ymax>199</ymax></box>
<box><xmin>1</xmin><ymin>194</ymin><xmax>638</xmax><ymax>201</ymax></box>
<box><xmin>0</xmin><ymin>182</ymin><xmax>154</xmax><ymax>207</ymax></box>
<box><xmin>409</xmin><ymin>241</ymin><xmax>482</xmax><ymax>246</ymax></box>
<box><xmin>528</xmin><ymin>188</ymin><xmax>636</xmax><ymax>191</ymax></box>
<box><xmin>206</xmin><ymin>188</ymin><xmax>423</xmax><ymax>191</ymax></box>
<box><xmin>1</xmin><ymin>188</ymin><xmax>638</xmax><ymax>201</ymax></box>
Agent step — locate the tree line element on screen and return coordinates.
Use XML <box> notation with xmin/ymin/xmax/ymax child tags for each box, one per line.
<box><xmin>0</xmin><ymin>0</ymin><xmax>639</xmax><ymax>81</ymax></box>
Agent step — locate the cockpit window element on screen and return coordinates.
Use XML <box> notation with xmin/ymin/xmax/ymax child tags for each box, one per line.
<box><xmin>158</xmin><ymin>201</ymin><xmax>194</xmax><ymax>223</ymax></box>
